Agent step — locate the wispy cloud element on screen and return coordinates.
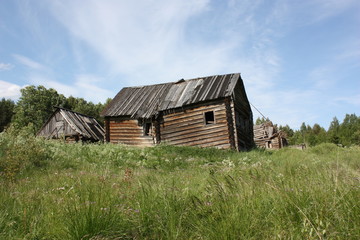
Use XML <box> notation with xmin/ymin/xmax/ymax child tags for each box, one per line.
<box><xmin>29</xmin><ymin>74</ymin><xmax>78</xmax><ymax>97</ymax></box>
<box><xmin>29</xmin><ymin>74</ymin><xmax>114</xmax><ymax>103</ymax></box>
<box><xmin>310</xmin><ymin>0</ymin><xmax>359</xmax><ymax>22</ymax></box>
<box><xmin>279</xmin><ymin>0</ymin><xmax>360</xmax><ymax>26</ymax></box>
<box><xmin>0</xmin><ymin>63</ymin><xmax>13</xmax><ymax>71</ymax></box>
<box><xmin>74</xmin><ymin>74</ymin><xmax>114</xmax><ymax>102</ymax></box>
<box><xmin>335</xmin><ymin>94</ymin><xmax>360</xmax><ymax>106</ymax></box>
<box><xmin>45</xmin><ymin>0</ymin><xmax>285</xmax><ymax>96</ymax></box>
<box><xmin>48</xmin><ymin>0</ymin><xmax>210</xmax><ymax>81</ymax></box>
<box><xmin>0</xmin><ymin>80</ymin><xmax>22</xmax><ymax>100</ymax></box>
<box><xmin>13</xmin><ymin>54</ymin><xmax>45</xmax><ymax>70</ymax></box>
<box><xmin>7</xmin><ymin>0</ymin><xmax>356</xmax><ymax>129</ymax></box>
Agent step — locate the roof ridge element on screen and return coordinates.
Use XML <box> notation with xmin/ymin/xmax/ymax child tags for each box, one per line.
<box><xmin>54</xmin><ymin>106</ymin><xmax>96</xmax><ymax>119</ymax></box>
<box><xmin>102</xmin><ymin>72</ymin><xmax>243</xmax><ymax>118</ymax></box>
<box><xmin>121</xmin><ymin>73</ymin><xmax>240</xmax><ymax>89</ymax></box>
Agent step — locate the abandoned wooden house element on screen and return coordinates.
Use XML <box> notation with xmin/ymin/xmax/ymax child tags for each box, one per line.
<box><xmin>101</xmin><ymin>73</ymin><xmax>254</xmax><ymax>151</ymax></box>
<box><xmin>253</xmin><ymin>121</ymin><xmax>288</xmax><ymax>149</ymax></box>
<box><xmin>37</xmin><ymin>107</ymin><xmax>105</xmax><ymax>142</ymax></box>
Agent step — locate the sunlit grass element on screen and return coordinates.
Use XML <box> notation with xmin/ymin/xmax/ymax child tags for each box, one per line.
<box><xmin>1</xmin><ymin>128</ymin><xmax>359</xmax><ymax>239</ymax></box>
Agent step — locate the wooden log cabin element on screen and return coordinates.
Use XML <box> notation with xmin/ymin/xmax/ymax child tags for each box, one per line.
<box><xmin>253</xmin><ymin>121</ymin><xmax>288</xmax><ymax>149</ymax></box>
<box><xmin>37</xmin><ymin>107</ymin><xmax>105</xmax><ymax>142</ymax></box>
<box><xmin>101</xmin><ymin>73</ymin><xmax>254</xmax><ymax>151</ymax></box>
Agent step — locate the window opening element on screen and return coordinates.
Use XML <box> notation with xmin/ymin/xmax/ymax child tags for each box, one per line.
<box><xmin>144</xmin><ymin>123</ymin><xmax>151</xmax><ymax>136</ymax></box>
<box><xmin>204</xmin><ymin>111</ymin><xmax>215</xmax><ymax>125</ymax></box>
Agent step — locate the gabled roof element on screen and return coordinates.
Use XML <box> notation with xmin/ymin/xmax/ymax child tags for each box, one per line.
<box><xmin>101</xmin><ymin>73</ymin><xmax>241</xmax><ymax>119</ymax></box>
<box><xmin>38</xmin><ymin>107</ymin><xmax>105</xmax><ymax>141</ymax></box>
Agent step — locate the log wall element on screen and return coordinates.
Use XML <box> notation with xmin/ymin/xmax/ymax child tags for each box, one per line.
<box><xmin>106</xmin><ymin>118</ymin><xmax>154</xmax><ymax>146</ymax></box>
<box><xmin>253</xmin><ymin>122</ymin><xmax>287</xmax><ymax>149</ymax></box>
<box><xmin>160</xmin><ymin>101</ymin><xmax>232</xmax><ymax>149</ymax></box>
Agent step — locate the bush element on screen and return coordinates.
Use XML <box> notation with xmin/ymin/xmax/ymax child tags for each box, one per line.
<box><xmin>309</xmin><ymin>142</ymin><xmax>340</xmax><ymax>154</ymax></box>
<box><xmin>0</xmin><ymin>125</ymin><xmax>50</xmax><ymax>181</ymax></box>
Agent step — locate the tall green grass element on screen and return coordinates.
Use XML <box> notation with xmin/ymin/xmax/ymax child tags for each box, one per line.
<box><xmin>0</xmin><ymin>128</ymin><xmax>359</xmax><ymax>239</ymax></box>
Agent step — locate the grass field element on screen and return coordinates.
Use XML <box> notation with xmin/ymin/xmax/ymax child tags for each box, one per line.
<box><xmin>1</xmin><ymin>127</ymin><xmax>359</xmax><ymax>239</ymax></box>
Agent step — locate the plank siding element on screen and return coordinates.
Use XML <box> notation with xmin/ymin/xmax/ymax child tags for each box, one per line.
<box><xmin>108</xmin><ymin>119</ymin><xmax>154</xmax><ymax>146</ymax></box>
<box><xmin>38</xmin><ymin>111</ymin><xmax>78</xmax><ymax>138</ymax></box>
<box><xmin>38</xmin><ymin>108</ymin><xmax>104</xmax><ymax>142</ymax></box>
<box><xmin>160</xmin><ymin>101</ymin><xmax>231</xmax><ymax>149</ymax></box>
<box><xmin>253</xmin><ymin>122</ymin><xmax>287</xmax><ymax>149</ymax></box>
<box><xmin>231</xmin><ymin>79</ymin><xmax>254</xmax><ymax>150</ymax></box>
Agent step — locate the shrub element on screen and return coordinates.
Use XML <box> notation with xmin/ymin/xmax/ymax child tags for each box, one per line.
<box><xmin>0</xmin><ymin>125</ymin><xmax>50</xmax><ymax>181</ymax></box>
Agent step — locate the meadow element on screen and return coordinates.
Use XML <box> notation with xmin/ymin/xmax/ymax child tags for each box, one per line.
<box><xmin>0</xmin><ymin>127</ymin><xmax>359</xmax><ymax>239</ymax></box>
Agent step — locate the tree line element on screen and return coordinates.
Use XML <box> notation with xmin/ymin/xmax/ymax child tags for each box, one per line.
<box><xmin>1</xmin><ymin>85</ymin><xmax>359</xmax><ymax>147</ymax></box>
<box><xmin>0</xmin><ymin>85</ymin><xmax>111</xmax><ymax>133</ymax></box>
<box><xmin>256</xmin><ymin>115</ymin><xmax>360</xmax><ymax>147</ymax></box>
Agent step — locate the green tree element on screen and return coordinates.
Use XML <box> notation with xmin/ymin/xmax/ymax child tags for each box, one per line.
<box><xmin>64</xmin><ymin>96</ymin><xmax>106</xmax><ymax>126</ymax></box>
<box><xmin>300</xmin><ymin>122</ymin><xmax>307</xmax><ymax>133</ymax></box>
<box><xmin>255</xmin><ymin>117</ymin><xmax>270</xmax><ymax>125</ymax></box>
<box><xmin>291</xmin><ymin>122</ymin><xmax>325</xmax><ymax>146</ymax></box>
<box><xmin>328</xmin><ymin>117</ymin><xmax>340</xmax><ymax>144</ymax></box>
<box><xmin>0</xmin><ymin>98</ymin><xmax>15</xmax><ymax>132</ymax></box>
<box><xmin>278</xmin><ymin>124</ymin><xmax>294</xmax><ymax>138</ymax></box>
<box><xmin>308</xmin><ymin>123</ymin><xmax>327</xmax><ymax>146</ymax></box>
<box><xmin>338</xmin><ymin>114</ymin><xmax>360</xmax><ymax>146</ymax></box>
<box><xmin>12</xmin><ymin>85</ymin><xmax>67</xmax><ymax>133</ymax></box>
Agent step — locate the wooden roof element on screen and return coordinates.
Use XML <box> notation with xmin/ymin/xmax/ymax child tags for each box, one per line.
<box><xmin>38</xmin><ymin>107</ymin><xmax>105</xmax><ymax>141</ymax></box>
<box><xmin>101</xmin><ymin>73</ymin><xmax>242</xmax><ymax>119</ymax></box>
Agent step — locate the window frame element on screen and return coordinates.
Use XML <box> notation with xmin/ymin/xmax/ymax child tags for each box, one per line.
<box><xmin>204</xmin><ymin>111</ymin><xmax>215</xmax><ymax>125</ymax></box>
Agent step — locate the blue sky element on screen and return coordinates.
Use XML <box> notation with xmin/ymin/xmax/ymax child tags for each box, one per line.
<box><xmin>0</xmin><ymin>0</ymin><xmax>359</xmax><ymax>129</ymax></box>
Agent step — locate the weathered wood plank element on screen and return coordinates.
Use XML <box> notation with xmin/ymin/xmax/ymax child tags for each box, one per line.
<box><xmin>162</xmin><ymin>127</ymin><xmax>228</xmax><ymax>142</ymax></box>
<box><xmin>159</xmin><ymin>100</ymin><xmax>230</xmax><ymax>149</ymax></box>
<box><xmin>167</xmin><ymin>135</ymin><xmax>229</xmax><ymax>146</ymax></box>
<box><xmin>161</xmin><ymin>118</ymin><xmax>227</xmax><ymax>134</ymax></box>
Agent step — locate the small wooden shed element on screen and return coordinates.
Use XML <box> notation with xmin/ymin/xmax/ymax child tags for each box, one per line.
<box><xmin>101</xmin><ymin>73</ymin><xmax>254</xmax><ymax>151</ymax></box>
<box><xmin>253</xmin><ymin>121</ymin><xmax>287</xmax><ymax>149</ymax></box>
<box><xmin>37</xmin><ymin>107</ymin><xmax>105</xmax><ymax>142</ymax></box>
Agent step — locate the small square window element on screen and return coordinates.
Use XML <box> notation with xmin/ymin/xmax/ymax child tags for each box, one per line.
<box><xmin>204</xmin><ymin>111</ymin><xmax>215</xmax><ymax>125</ymax></box>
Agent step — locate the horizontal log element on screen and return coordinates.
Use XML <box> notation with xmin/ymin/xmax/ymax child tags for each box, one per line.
<box><xmin>164</xmin><ymin>108</ymin><xmax>227</xmax><ymax>123</ymax></box>
<box><xmin>165</xmin><ymin>134</ymin><xmax>229</xmax><ymax>146</ymax></box>
<box><xmin>163</xmin><ymin>102</ymin><xmax>226</xmax><ymax>118</ymax></box>
<box><xmin>162</xmin><ymin>127</ymin><xmax>228</xmax><ymax>142</ymax></box>
<box><xmin>161</xmin><ymin>118</ymin><xmax>227</xmax><ymax>134</ymax></box>
<box><xmin>163</xmin><ymin>111</ymin><xmax>227</xmax><ymax>127</ymax></box>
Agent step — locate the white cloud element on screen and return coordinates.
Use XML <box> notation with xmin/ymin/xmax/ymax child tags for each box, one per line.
<box><xmin>74</xmin><ymin>74</ymin><xmax>114</xmax><ymax>103</ymax></box>
<box><xmin>46</xmin><ymin>0</ymin><xmax>283</xmax><ymax>88</ymax></box>
<box><xmin>311</xmin><ymin>0</ymin><xmax>359</xmax><ymax>22</ymax></box>
<box><xmin>0</xmin><ymin>63</ymin><xmax>13</xmax><ymax>71</ymax></box>
<box><xmin>48</xmin><ymin>0</ymin><xmax>209</xmax><ymax>78</ymax></box>
<box><xmin>13</xmin><ymin>54</ymin><xmax>45</xmax><ymax>70</ymax></box>
<box><xmin>0</xmin><ymin>80</ymin><xmax>22</xmax><ymax>100</ymax></box>
<box><xmin>29</xmin><ymin>74</ymin><xmax>114</xmax><ymax>103</ymax></box>
<box><xmin>280</xmin><ymin>0</ymin><xmax>360</xmax><ymax>27</ymax></box>
<box><xmin>308</xmin><ymin>66</ymin><xmax>335</xmax><ymax>89</ymax></box>
<box><xmin>33</xmin><ymin>0</ymin><xmax>357</xmax><ymax>129</ymax></box>
<box><xmin>61</xmin><ymin>1</ymin><xmax>283</xmax><ymax>121</ymax></box>
<box><xmin>29</xmin><ymin>75</ymin><xmax>78</xmax><ymax>97</ymax></box>
<box><xmin>335</xmin><ymin>94</ymin><xmax>360</xmax><ymax>106</ymax></box>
